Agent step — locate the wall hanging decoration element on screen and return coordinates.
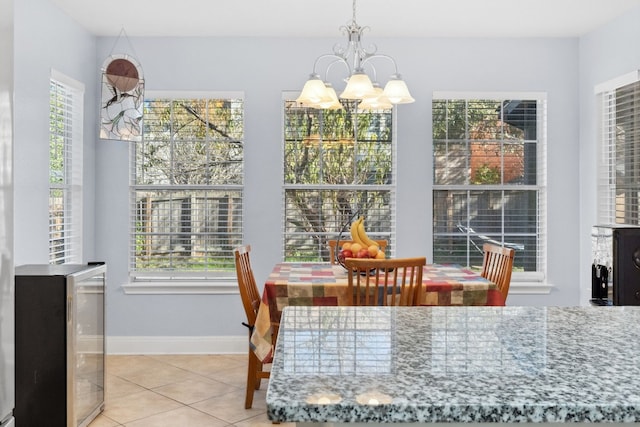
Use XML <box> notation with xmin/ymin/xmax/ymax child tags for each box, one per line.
<box><xmin>100</xmin><ymin>28</ymin><xmax>144</xmax><ymax>141</ymax></box>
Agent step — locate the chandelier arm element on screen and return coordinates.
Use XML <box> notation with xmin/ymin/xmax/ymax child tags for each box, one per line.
<box><xmin>311</xmin><ymin>53</ymin><xmax>351</xmax><ymax>76</ymax></box>
<box><xmin>360</xmin><ymin>53</ymin><xmax>400</xmax><ymax>75</ymax></box>
<box><xmin>323</xmin><ymin>58</ymin><xmax>352</xmax><ymax>83</ymax></box>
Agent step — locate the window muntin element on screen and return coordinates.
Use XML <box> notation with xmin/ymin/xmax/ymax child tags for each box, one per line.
<box><xmin>432</xmin><ymin>95</ymin><xmax>546</xmax><ymax>278</ymax></box>
<box><xmin>49</xmin><ymin>74</ymin><xmax>83</xmax><ymax>264</ymax></box>
<box><xmin>131</xmin><ymin>95</ymin><xmax>244</xmax><ymax>279</ymax></box>
<box><xmin>283</xmin><ymin>100</ymin><xmax>395</xmax><ymax>262</ymax></box>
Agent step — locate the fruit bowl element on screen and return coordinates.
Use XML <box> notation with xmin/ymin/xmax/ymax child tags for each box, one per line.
<box><xmin>334</xmin><ymin>230</ymin><xmax>350</xmax><ymax>271</ymax></box>
<box><xmin>334</xmin><ymin>215</ymin><xmax>385</xmax><ymax>272</ymax></box>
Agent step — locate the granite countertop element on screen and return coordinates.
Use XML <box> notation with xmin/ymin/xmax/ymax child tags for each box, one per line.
<box><xmin>266</xmin><ymin>305</ymin><xmax>640</xmax><ymax>423</ymax></box>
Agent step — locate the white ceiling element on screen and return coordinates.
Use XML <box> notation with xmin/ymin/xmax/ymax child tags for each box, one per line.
<box><xmin>52</xmin><ymin>0</ymin><xmax>640</xmax><ymax>38</ymax></box>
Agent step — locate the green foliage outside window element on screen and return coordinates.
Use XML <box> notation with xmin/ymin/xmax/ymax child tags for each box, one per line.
<box><xmin>472</xmin><ymin>164</ymin><xmax>501</xmax><ymax>184</ymax></box>
<box><xmin>433</xmin><ymin>97</ymin><xmax>541</xmax><ymax>272</ymax></box>
<box><xmin>132</xmin><ymin>97</ymin><xmax>244</xmax><ymax>275</ymax></box>
<box><xmin>283</xmin><ymin>101</ymin><xmax>394</xmax><ymax>262</ymax></box>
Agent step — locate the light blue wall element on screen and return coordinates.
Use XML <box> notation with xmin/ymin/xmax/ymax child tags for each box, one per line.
<box><xmin>578</xmin><ymin>5</ymin><xmax>640</xmax><ymax>304</ymax></box>
<box><xmin>14</xmin><ymin>0</ymin><xmax>97</xmax><ymax>265</ymax></box>
<box><xmin>92</xmin><ymin>35</ymin><xmax>580</xmax><ymax>338</ymax></box>
<box><xmin>0</xmin><ymin>0</ymin><xmax>15</xmax><ymax>415</ymax></box>
<box><xmin>15</xmin><ymin>0</ymin><xmax>612</xmax><ymax>342</ymax></box>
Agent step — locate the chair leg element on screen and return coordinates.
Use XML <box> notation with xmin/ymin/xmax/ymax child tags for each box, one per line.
<box><xmin>246</xmin><ymin>345</ymin><xmax>271</xmax><ymax>409</ymax></box>
<box><xmin>255</xmin><ymin>361</ymin><xmax>263</xmax><ymax>390</ymax></box>
<box><xmin>245</xmin><ymin>350</ymin><xmax>258</xmax><ymax>409</ymax></box>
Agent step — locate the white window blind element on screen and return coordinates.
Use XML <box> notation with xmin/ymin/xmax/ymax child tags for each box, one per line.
<box><xmin>130</xmin><ymin>92</ymin><xmax>244</xmax><ymax>281</ymax></box>
<box><xmin>49</xmin><ymin>71</ymin><xmax>84</xmax><ymax>264</ymax></box>
<box><xmin>282</xmin><ymin>95</ymin><xmax>396</xmax><ymax>262</ymax></box>
<box><xmin>597</xmin><ymin>74</ymin><xmax>640</xmax><ymax>225</ymax></box>
<box><xmin>432</xmin><ymin>93</ymin><xmax>547</xmax><ymax>282</ymax></box>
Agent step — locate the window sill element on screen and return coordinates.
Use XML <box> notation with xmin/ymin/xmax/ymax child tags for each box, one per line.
<box><xmin>122</xmin><ymin>280</ymin><xmax>238</xmax><ymax>295</ymax></box>
<box><xmin>509</xmin><ymin>281</ymin><xmax>553</xmax><ymax>294</ymax></box>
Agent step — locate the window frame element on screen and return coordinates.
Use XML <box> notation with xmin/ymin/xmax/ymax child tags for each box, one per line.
<box><xmin>281</xmin><ymin>92</ymin><xmax>397</xmax><ymax>262</ymax></box>
<box><xmin>124</xmin><ymin>91</ymin><xmax>244</xmax><ymax>294</ymax></box>
<box><xmin>49</xmin><ymin>70</ymin><xmax>84</xmax><ymax>265</ymax></box>
<box><xmin>595</xmin><ymin>70</ymin><xmax>640</xmax><ymax>226</ymax></box>
<box><xmin>431</xmin><ymin>91</ymin><xmax>548</xmax><ymax>291</ymax></box>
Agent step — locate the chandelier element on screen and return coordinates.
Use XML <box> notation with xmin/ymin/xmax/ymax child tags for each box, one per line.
<box><xmin>296</xmin><ymin>0</ymin><xmax>415</xmax><ymax>110</ymax></box>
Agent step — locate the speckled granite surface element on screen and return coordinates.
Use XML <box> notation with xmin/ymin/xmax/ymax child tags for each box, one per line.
<box><xmin>266</xmin><ymin>305</ymin><xmax>640</xmax><ymax>423</ymax></box>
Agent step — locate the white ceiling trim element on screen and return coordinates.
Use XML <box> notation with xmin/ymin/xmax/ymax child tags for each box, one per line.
<box><xmin>51</xmin><ymin>0</ymin><xmax>640</xmax><ymax>38</ymax></box>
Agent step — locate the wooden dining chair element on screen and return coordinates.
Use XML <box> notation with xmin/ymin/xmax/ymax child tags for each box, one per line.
<box><xmin>343</xmin><ymin>257</ymin><xmax>426</xmax><ymax>306</ymax></box>
<box><xmin>234</xmin><ymin>244</ymin><xmax>271</xmax><ymax>409</ymax></box>
<box><xmin>328</xmin><ymin>239</ymin><xmax>388</xmax><ymax>264</ymax></box>
<box><xmin>481</xmin><ymin>243</ymin><xmax>516</xmax><ymax>303</ymax></box>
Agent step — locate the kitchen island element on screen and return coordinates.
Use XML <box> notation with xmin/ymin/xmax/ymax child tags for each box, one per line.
<box><xmin>266</xmin><ymin>305</ymin><xmax>640</xmax><ymax>425</ymax></box>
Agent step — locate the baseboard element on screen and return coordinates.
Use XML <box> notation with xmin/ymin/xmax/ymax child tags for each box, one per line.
<box><xmin>106</xmin><ymin>335</ymin><xmax>246</xmax><ymax>355</ymax></box>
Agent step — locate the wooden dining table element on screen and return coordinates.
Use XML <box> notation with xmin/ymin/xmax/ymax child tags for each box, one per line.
<box><xmin>250</xmin><ymin>262</ymin><xmax>504</xmax><ymax>363</ymax></box>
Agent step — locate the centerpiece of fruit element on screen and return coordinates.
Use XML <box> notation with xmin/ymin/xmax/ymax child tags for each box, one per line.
<box><xmin>336</xmin><ymin>216</ymin><xmax>385</xmax><ymax>268</ymax></box>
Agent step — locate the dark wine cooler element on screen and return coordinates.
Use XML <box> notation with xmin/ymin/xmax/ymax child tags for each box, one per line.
<box><xmin>591</xmin><ymin>225</ymin><xmax>640</xmax><ymax>305</ymax></box>
<box><xmin>15</xmin><ymin>263</ymin><xmax>106</xmax><ymax>427</ymax></box>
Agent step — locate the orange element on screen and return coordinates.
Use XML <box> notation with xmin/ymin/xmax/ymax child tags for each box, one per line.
<box><xmin>375</xmin><ymin>250</ymin><xmax>385</xmax><ymax>259</ymax></box>
<box><xmin>350</xmin><ymin>243</ymin><xmax>362</xmax><ymax>253</ymax></box>
<box><xmin>341</xmin><ymin>242</ymin><xmax>352</xmax><ymax>251</ymax></box>
<box><xmin>367</xmin><ymin>245</ymin><xmax>379</xmax><ymax>257</ymax></box>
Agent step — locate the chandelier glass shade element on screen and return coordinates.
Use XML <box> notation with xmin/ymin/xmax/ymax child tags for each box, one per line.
<box><xmin>296</xmin><ymin>0</ymin><xmax>415</xmax><ymax>110</ymax></box>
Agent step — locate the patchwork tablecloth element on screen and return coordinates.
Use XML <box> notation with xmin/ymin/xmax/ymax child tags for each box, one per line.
<box><xmin>250</xmin><ymin>262</ymin><xmax>504</xmax><ymax>362</ymax></box>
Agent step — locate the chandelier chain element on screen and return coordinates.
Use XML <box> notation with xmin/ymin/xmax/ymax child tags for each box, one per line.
<box><xmin>352</xmin><ymin>0</ymin><xmax>357</xmax><ymax>25</ymax></box>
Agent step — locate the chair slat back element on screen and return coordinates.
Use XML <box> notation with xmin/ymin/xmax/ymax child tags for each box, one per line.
<box><xmin>234</xmin><ymin>244</ymin><xmax>271</xmax><ymax>409</ymax></box>
<box><xmin>328</xmin><ymin>239</ymin><xmax>388</xmax><ymax>265</ymax></box>
<box><xmin>234</xmin><ymin>245</ymin><xmax>261</xmax><ymax>326</ymax></box>
<box><xmin>481</xmin><ymin>243</ymin><xmax>516</xmax><ymax>302</ymax></box>
<box><xmin>343</xmin><ymin>257</ymin><xmax>426</xmax><ymax>306</ymax></box>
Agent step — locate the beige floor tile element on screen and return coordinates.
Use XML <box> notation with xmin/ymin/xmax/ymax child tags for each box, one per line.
<box><xmin>120</xmin><ymin>363</ymin><xmax>204</xmax><ymax>389</ymax></box>
<box><xmin>107</xmin><ymin>355</ymin><xmax>170</xmax><ymax>378</ymax></box>
<box><xmin>106</xmin><ymin>374</ymin><xmax>146</xmax><ymax>400</ymax></box>
<box><xmin>191</xmin><ymin>388</ymin><xmax>266</xmax><ymax>423</ymax></box>
<box><xmin>102</xmin><ymin>389</ymin><xmax>183</xmax><ymax>424</ymax></box>
<box><xmin>124</xmin><ymin>406</ymin><xmax>228</xmax><ymax>427</ymax></box>
<box><xmin>204</xmin><ymin>362</ymin><xmax>249</xmax><ymax>387</ymax></box>
<box><xmin>153</xmin><ymin>377</ymin><xmax>236</xmax><ymax>404</ymax></box>
<box><xmin>99</xmin><ymin>355</ymin><xmax>272</xmax><ymax>426</ymax></box>
<box><xmin>88</xmin><ymin>413</ymin><xmax>122</xmax><ymax>427</ymax></box>
<box><xmin>148</xmin><ymin>354</ymin><xmax>245</xmax><ymax>377</ymax></box>
<box><xmin>234</xmin><ymin>412</ymin><xmax>296</xmax><ymax>427</ymax></box>
<box><xmin>223</xmin><ymin>353</ymin><xmax>248</xmax><ymax>362</ymax></box>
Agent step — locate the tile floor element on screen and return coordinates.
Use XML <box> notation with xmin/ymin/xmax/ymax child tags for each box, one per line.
<box><xmin>89</xmin><ymin>354</ymin><xmax>287</xmax><ymax>427</ymax></box>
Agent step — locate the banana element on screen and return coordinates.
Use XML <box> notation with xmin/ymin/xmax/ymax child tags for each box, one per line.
<box><xmin>358</xmin><ymin>219</ymin><xmax>379</xmax><ymax>248</ymax></box>
<box><xmin>349</xmin><ymin>216</ymin><xmax>360</xmax><ymax>243</ymax></box>
<box><xmin>350</xmin><ymin>216</ymin><xmax>366</xmax><ymax>247</ymax></box>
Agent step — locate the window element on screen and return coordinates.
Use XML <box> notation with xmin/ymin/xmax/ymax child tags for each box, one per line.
<box><xmin>131</xmin><ymin>92</ymin><xmax>244</xmax><ymax>283</ymax></box>
<box><xmin>283</xmin><ymin>97</ymin><xmax>395</xmax><ymax>262</ymax></box>
<box><xmin>596</xmin><ymin>72</ymin><xmax>640</xmax><ymax>225</ymax></box>
<box><xmin>432</xmin><ymin>93</ymin><xmax>547</xmax><ymax>283</ymax></box>
<box><xmin>49</xmin><ymin>71</ymin><xmax>83</xmax><ymax>264</ymax></box>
